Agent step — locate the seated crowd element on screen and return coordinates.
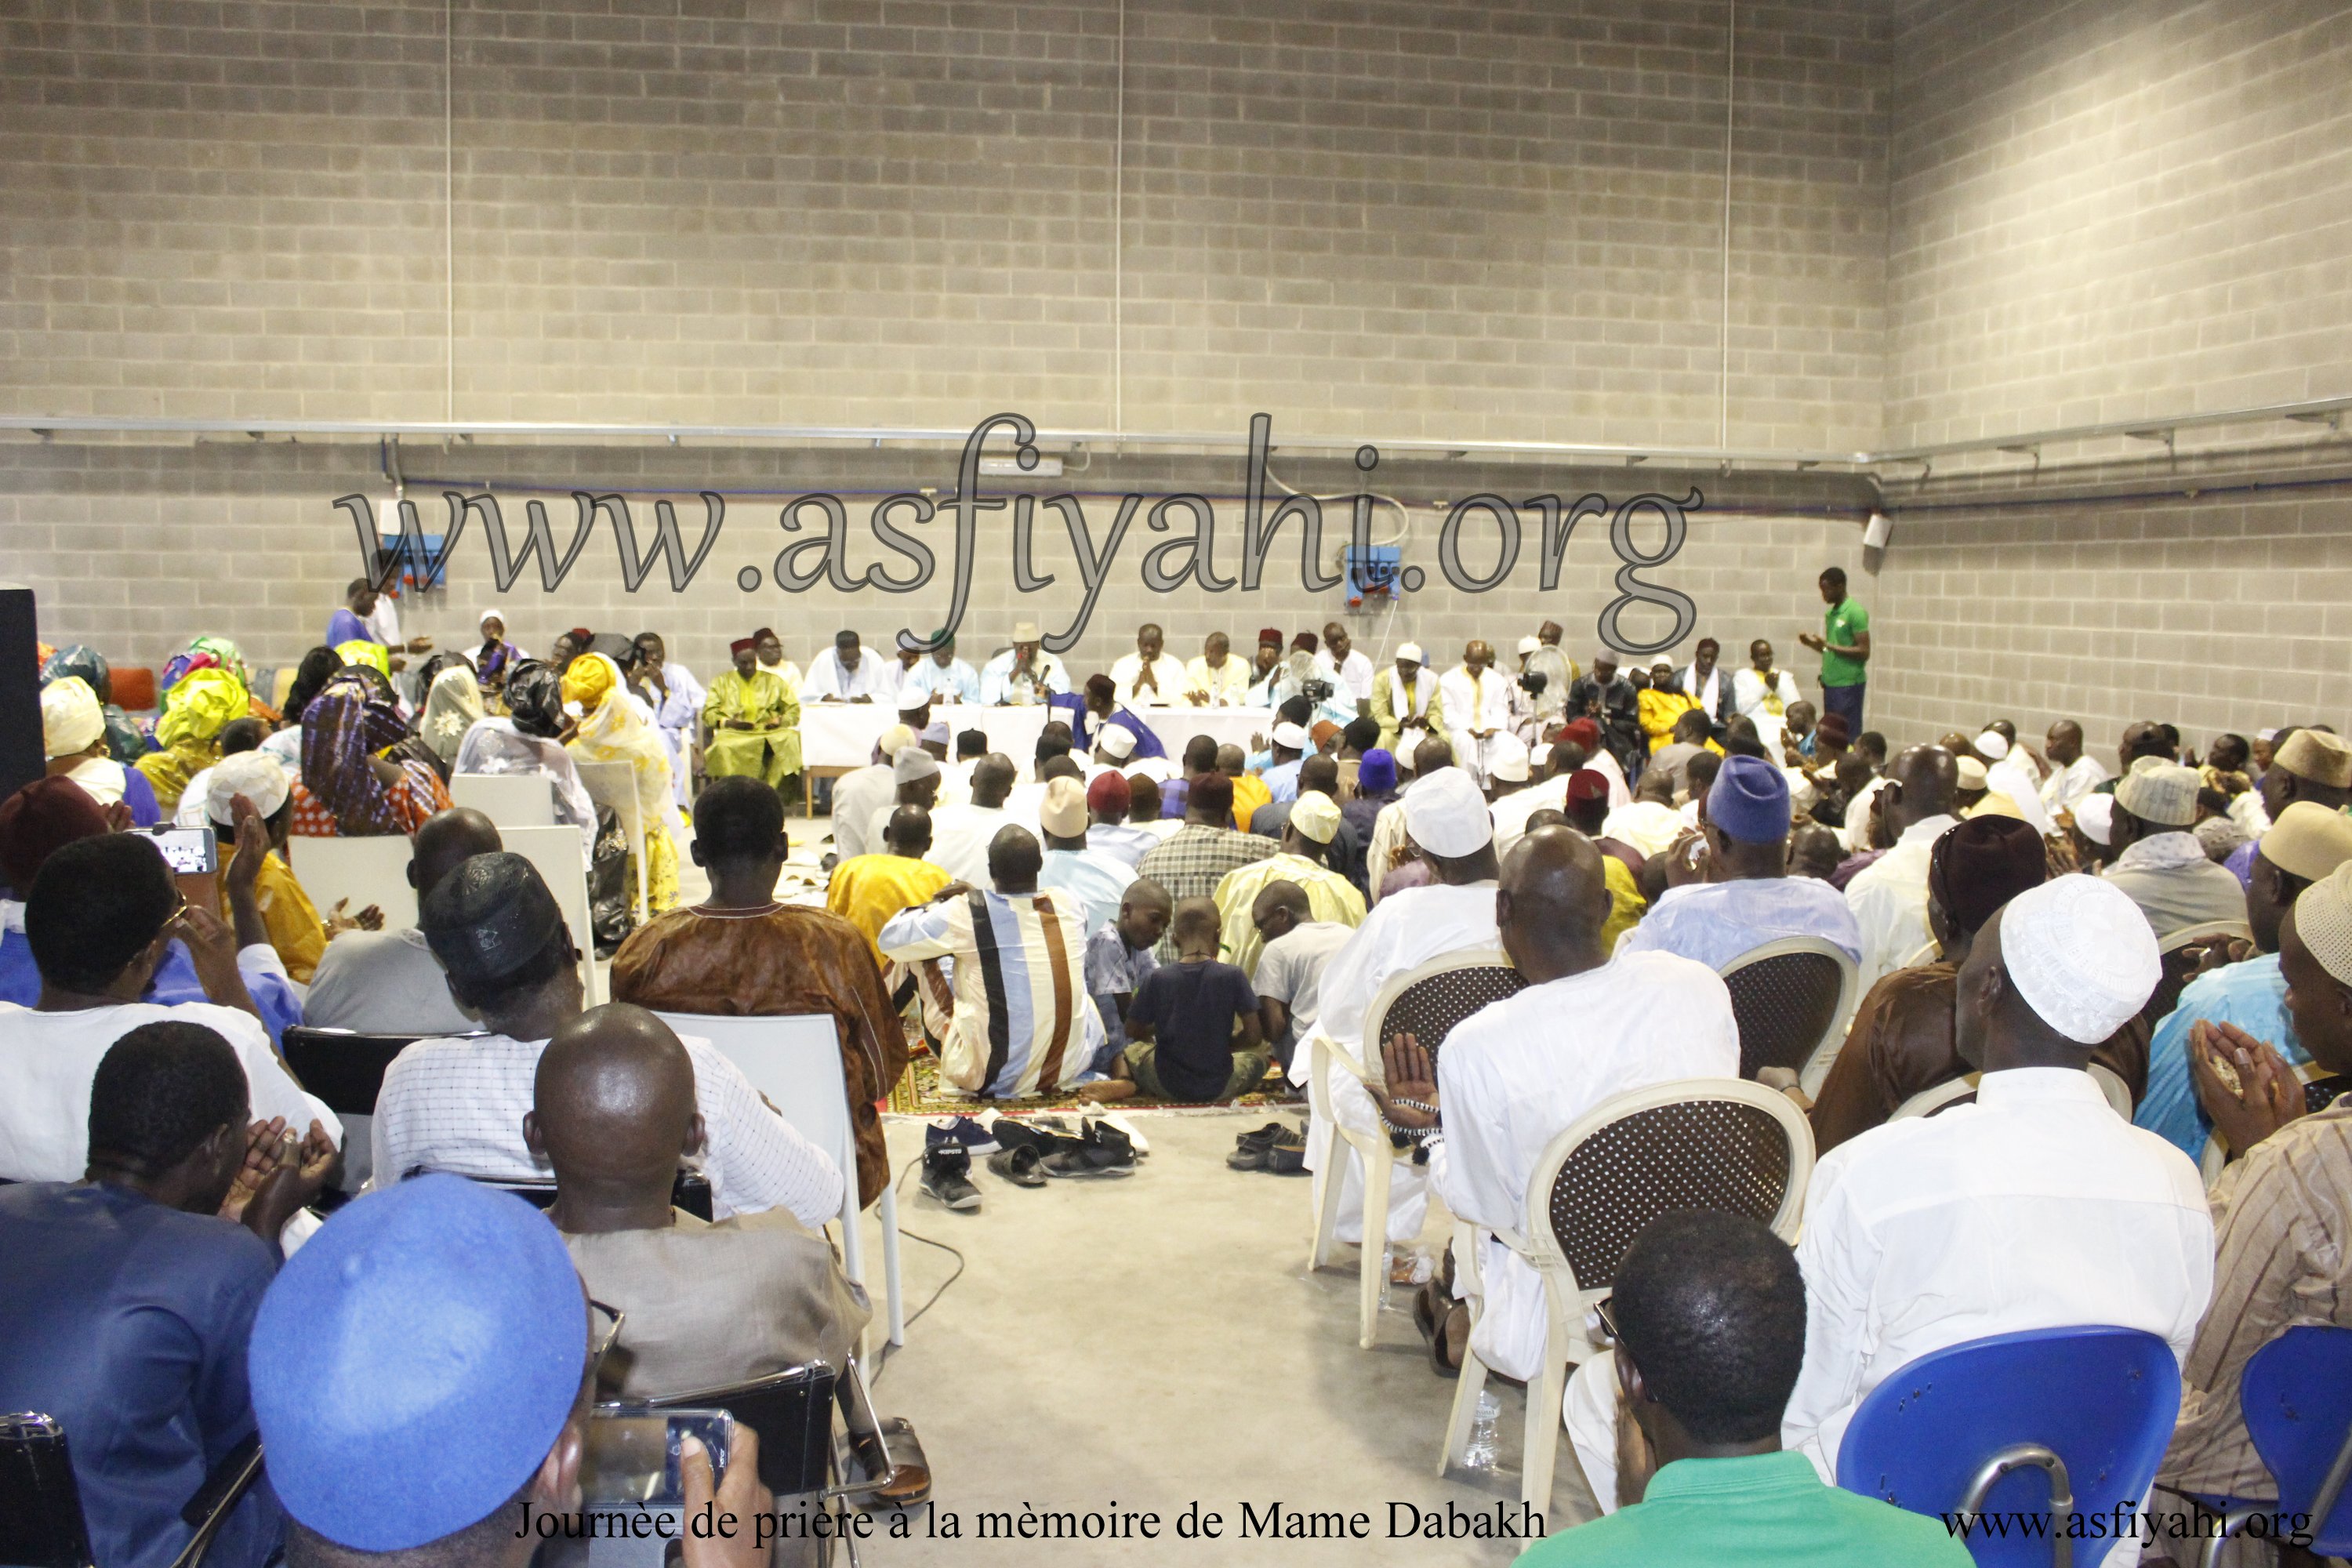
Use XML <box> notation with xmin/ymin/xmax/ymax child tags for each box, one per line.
<box><xmin>2</xmin><ymin>586</ymin><xmax>2349</xmax><ymax>1566</ymax></box>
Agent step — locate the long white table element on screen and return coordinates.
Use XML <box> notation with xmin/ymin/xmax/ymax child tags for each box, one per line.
<box><xmin>797</xmin><ymin>702</ymin><xmax>1275</xmax><ymax>772</ymax></box>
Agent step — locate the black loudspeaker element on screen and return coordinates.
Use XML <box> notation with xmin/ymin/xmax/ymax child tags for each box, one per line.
<box><xmin>0</xmin><ymin>586</ymin><xmax>42</xmax><ymax>801</ymax></box>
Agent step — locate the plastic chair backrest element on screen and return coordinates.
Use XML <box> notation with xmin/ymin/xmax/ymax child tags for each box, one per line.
<box><xmin>1835</xmin><ymin>1325</ymin><xmax>2183</xmax><ymax>1567</ymax></box>
<box><xmin>1890</xmin><ymin>1073</ymin><xmax>1980</xmax><ymax>1122</ymax></box>
<box><xmin>0</xmin><ymin>1413</ymin><xmax>93</xmax><ymax>1568</ymax></box>
<box><xmin>2147</xmin><ymin>922</ymin><xmax>2254</xmax><ymax>1029</ymax></box>
<box><xmin>639</xmin><ymin>1363</ymin><xmax>840</xmax><ymax>1497</ymax></box>
<box><xmin>650</xmin><ymin>1013</ymin><xmax>854</xmax><ymax>1195</ymax></box>
<box><xmin>1539</xmin><ymin>1079</ymin><xmax>1807</xmax><ymax>1295</ymax></box>
<box><xmin>285</xmin><ymin>834</ymin><xmax>420</xmax><ymax>931</ymax></box>
<box><xmin>281</xmin><ymin>1029</ymin><xmax>449</xmax><ymax>1116</ymax></box>
<box><xmin>1359</xmin><ymin>950</ymin><xmax>1521</xmax><ymax>1091</ymax></box>
<box><xmin>2241</xmin><ymin>1325</ymin><xmax>2352</xmax><ymax>1554</ymax></box>
<box><xmin>498</xmin><ymin>824</ymin><xmax>600</xmax><ymax>1004</ymax></box>
<box><xmin>475</xmin><ymin>1171</ymin><xmax>714</xmax><ymax>1223</ymax></box>
<box><xmin>1719</xmin><ymin>936</ymin><xmax>1857</xmax><ymax>1080</ymax></box>
<box><xmin>572</xmin><ymin>759</ymin><xmax>646</xmax><ymax>918</ymax></box>
<box><xmin>450</xmin><ymin>772</ymin><xmax>557</xmax><ymax>827</ymax></box>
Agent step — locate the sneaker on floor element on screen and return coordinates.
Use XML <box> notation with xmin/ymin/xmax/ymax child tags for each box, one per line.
<box><xmin>993</xmin><ymin>1118</ymin><xmax>1081</xmax><ymax>1159</ymax></box>
<box><xmin>1265</xmin><ymin>1128</ymin><xmax>1309</xmax><ymax>1174</ymax></box>
<box><xmin>1094</xmin><ymin>1112</ymin><xmax>1150</xmax><ymax>1156</ymax></box>
<box><xmin>1232</xmin><ymin>1120</ymin><xmax>1287</xmax><ymax>1154</ymax></box>
<box><xmin>1080</xmin><ymin>1118</ymin><xmax>1136</xmax><ymax>1169</ymax></box>
<box><xmin>920</xmin><ymin>1145</ymin><xmax>982</xmax><ymax>1210</ymax></box>
<box><xmin>925</xmin><ymin>1115</ymin><xmax>999</xmax><ymax>1156</ymax></box>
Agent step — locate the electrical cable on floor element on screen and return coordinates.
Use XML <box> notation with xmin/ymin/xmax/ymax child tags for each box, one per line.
<box><xmin>866</xmin><ymin>1152</ymin><xmax>967</xmax><ymax>1380</ymax></box>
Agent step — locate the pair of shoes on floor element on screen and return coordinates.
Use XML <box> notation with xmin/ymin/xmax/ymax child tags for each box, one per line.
<box><xmin>1229</xmin><ymin>1119</ymin><xmax>1308</xmax><ymax>1174</ymax></box>
<box><xmin>991</xmin><ymin>1116</ymin><xmax>1137</xmax><ymax>1179</ymax></box>
<box><xmin>926</xmin><ymin>1114</ymin><xmax>999</xmax><ymax>1156</ymax></box>
<box><xmin>919</xmin><ymin>1143</ymin><xmax>982</xmax><ymax>1210</ymax></box>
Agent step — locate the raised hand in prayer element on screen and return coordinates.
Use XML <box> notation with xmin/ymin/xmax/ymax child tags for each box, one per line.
<box><xmin>220</xmin><ymin>1116</ymin><xmax>337</xmax><ymax>1239</ymax></box>
<box><xmin>2184</xmin><ymin>935</ymin><xmax>2256</xmax><ymax>978</ymax></box>
<box><xmin>1613</xmin><ymin>1371</ymin><xmax>1657</xmax><ymax>1508</ymax></box>
<box><xmin>681</xmin><ymin>1428</ymin><xmax>773</xmax><ymax>1568</ymax></box>
<box><xmin>174</xmin><ymin>901</ymin><xmax>262</xmax><ymax>1020</ymax></box>
<box><xmin>1797</xmin><ymin>630</ymin><xmax>1826</xmax><ymax>652</ymax></box>
<box><xmin>103</xmin><ymin>800</ymin><xmax>134</xmax><ymax>833</ymax></box>
<box><xmin>1368</xmin><ymin>1032</ymin><xmax>1440</xmax><ymax>1130</ymax></box>
<box><xmin>326</xmin><ymin>898</ymin><xmax>385</xmax><ymax>935</ymax></box>
<box><xmin>2190</xmin><ymin>1018</ymin><xmax>2305</xmax><ymax>1159</ymax></box>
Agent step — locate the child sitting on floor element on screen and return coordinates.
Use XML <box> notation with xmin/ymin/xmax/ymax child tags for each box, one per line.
<box><xmin>1083</xmin><ymin>897</ymin><xmax>1269</xmax><ymax>1105</ymax></box>
<box><xmin>1081</xmin><ymin>877</ymin><xmax>1171</xmax><ymax>1084</ymax></box>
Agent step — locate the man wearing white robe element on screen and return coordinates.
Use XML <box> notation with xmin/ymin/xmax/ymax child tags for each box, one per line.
<box><xmin>1108</xmin><ymin>623</ymin><xmax>1188</xmax><ymax>710</ymax></box>
<box><xmin>1732</xmin><ymin>637</ymin><xmax>1802</xmax><ymax>723</ymax></box>
<box><xmin>2038</xmin><ymin>719</ymin><xmax>2111</xmax><ymax>818</ymax></box>
<box><xmin>1843</xmin><ymin>745</ymin><xmax>1963</xmax><ymax>995</ymax></box>
<box><xmin>1564</xmin><ymin>875</ymin><xmax>2212</xmax><ymax>1562</ymax></box>
<box><xmin>1373</xmin><ymin>827</ymin><xmax>1738</xmax><ymax>1388</ymax></box>
<box><xmin>1439</xmin><ymin>642</ymin><xmax>1512</xmax><ymax>787</ymax></box>
<box><xmin>1975</xmin><ymin>729</ymin><xmax>2056</xmax><ymax>837</ymax></box>
<box><xmin>1311</xmin><ymin>621</ymin><xmax>1377</xmax><ymax>711</ymax></box>
<box><xmin>1304</xmin><ymin>768</ymin><xmax>1501</xmax><ymax>1249</ymax></box>
<box><xmin>799</xmin><ymin>630</ymin><xmax>890</xmax><ymax>702</ymax></box>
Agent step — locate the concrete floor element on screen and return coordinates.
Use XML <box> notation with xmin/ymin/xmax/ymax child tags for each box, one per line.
<box><xmin>848</xmin><ymin>1112</ymin><xmax>1600</xmax><ymax>1567</ymax></box>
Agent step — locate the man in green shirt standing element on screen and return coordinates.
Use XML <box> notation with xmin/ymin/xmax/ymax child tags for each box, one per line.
<box><xmin>1798</xmin><ymin>564</ymin><xmax>1870</xmax><ymax>737</ymax></box>
<box><xmin>1515</xmin><ymin>1210</ymin><xmax>1967</xmax><ymax>1568</ymax></box>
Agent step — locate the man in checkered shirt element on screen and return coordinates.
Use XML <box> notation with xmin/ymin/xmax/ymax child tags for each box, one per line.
<box><xmin>1133</xmin><ymin>772</ymin><xmax>1274</xmax><ymax>959</ymax></box>
<box><xmin>371</xmin><ymin>851</ymin><xmax>840</xmax><ymax>1226</ymax></box>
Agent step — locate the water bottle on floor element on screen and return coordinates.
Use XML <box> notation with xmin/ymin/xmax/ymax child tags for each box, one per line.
<box><xmin>1461</xmin><ymin>1389</ymin><xmax>1503</xmax><ymax>1470</ymax></box>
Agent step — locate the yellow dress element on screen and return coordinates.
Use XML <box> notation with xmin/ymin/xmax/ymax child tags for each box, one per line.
<box><xmin>1638</xmin><ymin>686</ymin><xmax>1702</xmax><ymax>755</ymax></box>
<box><xmin>701</xmin><ymin>670</ymin><xmax>800</xmax><ymax>786</ymax></box>
<box><xmin>562</xmin><ymin>655</ymin><xmax>683</xmax><ymax>913</ymax></box>
<box><xmin>136</xmin><ymin>666</ymin><xmax>249</xmax><ymax>813</ymax></box>
<box><xmin>1229</xmin><ymin>773</ymin><xmax>1273</xmax><ymax>835</ymax></box>
<box><xmin>224</xmin><ymin>849</ymin><xmax>327</xmax><ymax>984</ymax></box>
<box><xmin>827</xmin><ymin>851</ymin><xmax>953</xmax><ymax>964</ymax></box>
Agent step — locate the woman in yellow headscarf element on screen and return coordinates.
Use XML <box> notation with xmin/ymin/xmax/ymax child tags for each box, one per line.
<box><xmin>135</xmin><ymin>666</ymin><xmax>249</xmax><ymax>814</ymax></box>
<box><xmin>561</xmin><ymin>652</ymin><xmax>681</xmax><ymax>913</ymax></box>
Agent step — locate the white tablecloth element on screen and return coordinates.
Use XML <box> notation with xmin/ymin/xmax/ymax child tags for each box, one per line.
<box><xmin>797</xmin><ymin>702</ymin><xmax>1275</xmax><ymax>771</ymax></box>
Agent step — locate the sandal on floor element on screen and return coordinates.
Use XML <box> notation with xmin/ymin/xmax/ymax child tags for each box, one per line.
<box><xmin>1428</xmin><ymin>1302</ymin><xmax>1469</xmax><ymax>1378</ymax></box>
<box><xmin>846</xmin><ymin>1416</ymin><xmax>931</xmax><ymax>1510</ymax></box>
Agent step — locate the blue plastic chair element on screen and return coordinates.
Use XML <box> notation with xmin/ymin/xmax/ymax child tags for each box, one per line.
<box><xmin>1836</xmin><ymin>1326</ymin><xmax>2183</xmax><ymax>1568</ymax></box>
<box><xmin>2201</xmin><ymin>1324</ymin><xmax>2352</xmax><ymax>1566</ymax></box>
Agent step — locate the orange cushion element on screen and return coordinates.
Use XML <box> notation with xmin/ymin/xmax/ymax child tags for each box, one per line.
<box><xmin>111</xmin><ymin>666</ymin><xmax>156</xmax><ymax>712</ymax></box>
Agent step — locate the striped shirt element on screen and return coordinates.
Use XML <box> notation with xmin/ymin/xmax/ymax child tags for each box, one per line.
<box><xmin>371</xmin><ymin>1030</ymin><xmax>844</xmax><ymax>1227</ymax></box>
<box><xmin>880</xmin><ymin>887</ymin><xmax>1105</xmax><ymax>1098</ymax></box>
<box><xmin>2160</xmin><ymin>1092</ymin><xmax>2352</xmax><ymax>1499</ymax></box>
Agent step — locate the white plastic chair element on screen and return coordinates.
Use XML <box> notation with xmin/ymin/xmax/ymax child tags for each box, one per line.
<box><xmin>1890</xmin><ymin>1072</ymin><xmax>1981</xmax><ymax>1122</ymax></box>
<box><xmin>500</xmin><ymin>823</ymin><xmax>602</xmax><ymax>1006</ymax></box>
<box><xmin>1438</xmin><ymin>1076</ymin><xmax>1813</xmax><ymax>1514</ymax></box>
<box><xmin>2158</xmin><ymin>920</ymin><xmax>2254</xmax><ymax>953</ymax></box>
<box><xmin>451</xmin><ymin>772</ymin><xmax>557</xmax><ymax>827</ymax></box>
<box><xmin>1716</xmin><ymin>935</ymin><xmax>1859</xmax><ymax>1093</ymax></box>
<box><xmin>650</xmin><ymin>1011</ymin><xmax>903</xmax><ymax>1357</ymax></box>
<box><xmin>573</xmin><ymin>758</ymin><xmax>648</xmax><ymax>922</ymax></box>
<box><xmin>287</xmin><ymin>834</ymin><xmax>420</xmax><ymax>931</ymax></box>
<box><xmin>1309</xmin><ymin>948</ymin><xmax>1520</xmax><ymax>1350</ymax></box>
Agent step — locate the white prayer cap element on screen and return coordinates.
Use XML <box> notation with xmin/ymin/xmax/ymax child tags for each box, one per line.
<box><xmin>1096</xmin><ymin>724</ymin><xmax>1137</xmax><ymax>760</ymax></box>
<box><xmin>479</xmin><ymin>607</ymin><xmax>506</xmax><ymax>631</ymax></box>
<box><xmin>1271</xmin><ymin>721</ymin><xmax>1311</xmax><ymax>751</ymax></box>
<box><xmin>2292</xmin><ymin>862</ymin><xmax>2352</xmax><ymax>988</ymax></box>
<box><xmin>1289</xmin><ymin>790</ymin><xmax>1341</xmax><ymax>844</ymax></box>
<box><xmin>1955</xmin><ymin>755</ymin><xmax>1988</xmax><ymax>790</ymax></box>
<box><xmin>1038</xmin><ymin>777</ymin><xmax>1088</xmax><ymax>839</ymax></box>
<box><xmin>1998</xmin><ymin>873</ymin><xmax>2160</xmax><ymax>1044</ymax></box>
<box><xmin>874</xmin><ymin>724</ymin><xmax>916</xmax><ymax>762</ymax></box>
<box><xmin>892</xmin><ymin>746</ymin><xmax>942</xmax><ymax>785</ymax></box>
<box><xmin>1489</xmin><ymin>734</ymin><xmax>1532</xmax><ymax>782</ymax></box>
<box><xmin>208</xmin><ymin>751</ymin><xmax>291</xmax><ymax>826</ymax></box>
<box><xmin>1516</xmin><ymin>635</ymin><xmax>1541</xmax><ymax>655</ymax></box>
<box><xmin>1011</xmin><ymin>620</ymin><xmax>1041</xmax><ymax>642</ymax></box>
<box><xmin>41</xmin><ymin>677</ymin><xmax>103</xmax><ymax>760</ymax></box>
<box><xmin>1975</xmin><ymin>731</ymin><xmax>2011</xmax><ymax>760</ymax></box>
<box><xmin>2072</xmin><ymin>792</ymin><xmax>2114</xmax><ymax>846</ymax></box>
<box><xmin>1396</xmin><ymin>642</ymin><xmax>1425</xmax><ymax>665</ymax></box>
<box><xmin>2115</xmin><ymin>756</ymin><xmax>2200</xmax><ymax>828</ymax></box>
<box><xmin>2260</xmin><ymin>800</ymin><xmax>2352</xmax><ymax>883</ymax></box>
<box><xmin>1530</xmin><ymin>743</ymin><xmax>1553</xmax><ymax>771</ymax></box>
<box><xmin>1403</xmin><ymin>766</ymin><xmax>1493</xmax><ymax>858</ymax></box>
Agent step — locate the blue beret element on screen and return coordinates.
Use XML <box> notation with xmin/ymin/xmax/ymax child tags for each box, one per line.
<box><xmin>1707</xmin><ymin>754</ymin><xmax>1791</xmax><ymax>843</ymax></box>
<box><xmin>250</xmin><ymin>1174</ymin><xmax>586</xmax><ymax>1551</ymax></box>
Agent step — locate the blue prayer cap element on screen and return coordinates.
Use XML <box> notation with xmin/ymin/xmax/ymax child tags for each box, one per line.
<box><xmin>1707</xmin><ymin>754</ymin><xmax>1791</xmax><ymax>843</ymax></box>
<box><xmin>1357</xmin><ymin>748</ymin><xmax>1399</xmax><ymax>795</ymax></box>
<box><xmin>250</xmin><ymin>1174</ymin><xmax>587</xmax><ymax>1551</ymax></box>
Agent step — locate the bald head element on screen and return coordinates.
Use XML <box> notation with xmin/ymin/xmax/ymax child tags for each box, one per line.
<box><xmin>1496</xmin><ymin>827</ymin><xmax>1613</xmax><ymax>981</ymax></box>
<box><xmin>1412</xmin><ymin>735</ymin><xmax>1454</xmax><ymax>777</ymax></box>
<box><xmin>1214</xmin><ymin>743</ymin><xmax>1247</xmax><ymax>775</ymax></box>
<box><xmin>987</xmin><ymin>824</ymin><xmax>1042</xmax><ymax>893</ymax></box>
<box><xmin>971</xmin><ymin>753</ymin><xmax>1018</xmax><ymax>808</ymax></box>
<box><xmin>526</xmin><ymin>1003</ymin><xmax>699</xmax><ymax>1217</ymax></box>
<box><xmin>408</xmin><ymin>808</ymin><xmax>503</xmax><ymax>902</ymax></box>
<box><xmin>884</xmin><ymin>804</ymin><xmax>932</xmax><ymax>857</ymax></box>
<box><xmin>1250</xmin><ymin>878</ymin><xmax>1313</xmax><ymax>945</ymax></box>
<box><xmin>1882</xmin><ymin>745</ymin><xmax>1959</xmax><ymax>837</ymax></box>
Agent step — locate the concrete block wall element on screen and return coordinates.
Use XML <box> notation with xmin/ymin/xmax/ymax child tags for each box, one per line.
<box><xmin>1886</xmin><ymin>0</ymin><xmax>2352</xmax><ymax>447</ymax></box>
